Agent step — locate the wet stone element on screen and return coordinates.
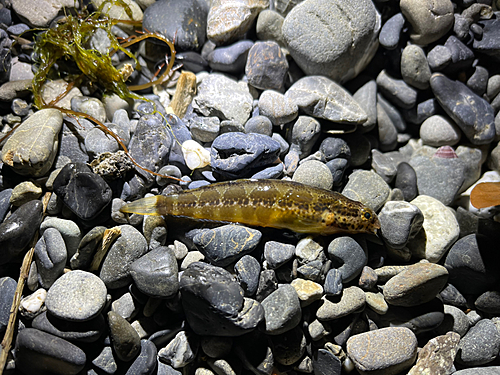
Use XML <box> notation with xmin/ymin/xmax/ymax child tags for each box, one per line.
<box><xmin>34</xmin><ymin>228</ymin><xmax>67</xmax><ymax>289</ymax></box>
<box><xmin>407</xmin><ymin>331</ymin><xmax>460</xmax><ymax>375</ymax></box>
<box><xmin>158</xmin><ymin>330</ymin><xmax>198</xmax><ymax>368</ymax></box>
<box><xmin>130</xmin><ymin>246</ymin><xmax>179</xmax><ymax>299</ymax></box>
<box><xmin>108</xmin><ymin>310</ymin><xmax>141</xmax><ymax>362</ymax></box>
<box><xmin>246</xmin><ymin>41</ymin><xmax>288</xmax><ymax>91</ymax></box>
<box><xmin>327</xmin><ymin>236</ymin><xmax>366</xmax><ymax>283</ymax></box>
<box><xmin>15</xmin><ymin>328</ymin><xmax>86</xmax><ymax>375</ymax></box>
<box><xmin>210</xmin><ymin>132</ymin><xmax>281</xmax><ymax>179</ymax></box>
<box><xmin>142</xmin><ymin>0</ymin><xmax>209</xmax><ymax>51</ymax></box>
<box><xmin>285</xmin><ymin>75</ymin><xmax>367</xmax><ymax>124</ymax></box>
<box><xmin>347</xmin><ymin>327</ymin><xmax>418</xmax><ymax>375</ymax></box>
<box><xmin>456</xmin><ymin>319</ymin><xmax>500</xmax><ymax>366</ymax></box>
<box><xmin>383</xmin><ymin>263</ymin><xmax>449</xmax><ymax>307</ymax></box>
<box><xmin>258</xmin><ymin>90</ymin><xmax>298</xmax><ymax>126</ymax></box>
<box><xmin>0</xmin><ymin>189</ymin><xmax>12</xmax><ymax>223</ymax></box>
<box><xmin>125</xmin><ymin>339</ymin><xmax>157</xmax><ymax>375</ymax></box>
<box><xmin>316</xmin><ymin>286</ymin><xmax>365</xmax><ymax>321</ymax></box>
<box><xmin>180</xmin><ymin>262</ymin><xmax>264</xmax><ymax>336</ymax></box>
<box><xmin>45</xmin><ymin>270</ymin><xmax>107</xmax><ymax>322</ymax></box>
<box><xmin>234</xmin><ymin>255</ymin><xmax>261</xmax><ymax>297</ymax></box>
<box><xmin>0</xmin><ymin>200</ymin><xmax>43</xmax><ymax>265</ymax></box>
<box><xmin>379</xmin><ymin>201</ymin><xmax>424</xmax><ymax>250</ymax></box>
<box><xmin>282</xmin><ymin>0</ymin><xmax>380</xmax><ymax>83</ymax></box>
<box><xmin>207</xmin><ymin>40</ymin><xmax>254</xmax><ymax>74</ymax></box>
<box><xmin>430</xmin><ymin>73</ymin><xmax>495</xmax><ymax>145</ymax></box>
<box><xmin>53</xmin><ymin>162</ymin><xmax>112</xmax><ymax>221</ymax></box>
<box><xmin>261</xmin><ymin>284</ymin><xmax>301</xmax><ymax>335</ymax></box>
<box><xmin>193</xmin><ymin>224</ymin><xmax>261</xmax><ymax>267</ymax></box>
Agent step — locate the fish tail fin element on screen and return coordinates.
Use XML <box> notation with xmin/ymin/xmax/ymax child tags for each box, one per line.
<box><xmin>120</xmin><ymin>196</ymin><xmax>167</xmax><ymax>215</ymax></box>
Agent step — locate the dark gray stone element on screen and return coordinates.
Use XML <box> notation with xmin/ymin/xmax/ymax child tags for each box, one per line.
<box><xmin>395</xmin><ymin>162</ymin><xmax>418</xmax><ymax>201</ymax></box>
<box><xmin>475</xmin><ymin>291</ymin><xmax>500</xmax><ymax>314</ymax></box>
<box><xmin>376</xmin><ymin>70</ymin><xmax>418</xmax><ymax>109</ymax></box>
<box><xmin>0</xmin><ymin>200</ymin><xmax>43</xmax><ymax>265</ymax></box>
<box><xmin>130</xmin><ymin>246</ymin><xmax>179</xmax><ymax>299</ymax></box>
<box><xmin>376</xmin><ymin>102</ymin><xmax>398</xmax><ymax>152</ymax></box>
<box><xmin>70</xmin><ymin>226</ymin><xmax>106</xmax><ymax>270</ymax></box>
<box><xmin>456</xmin><ymin>319</ymin><xmax>500</xmax><ymax>366</ymax></box>
<box><xmin>245</xmin><ymin>116</ymin><xmax>273</xmax><ymax>136</ymax></box>
<box><xmin>312</xmin><ymin>348</ymin><xmax>342</xmax><ymax>375</ymax></box>
<box><xmin>108</xmin><ymin>311</ymin><xmax>141</xmax><ymax>362</ymax></box>
<box><xmin>246</xmin><ymin>41</ymin><xmax>288</xmax><ymax>91</ymax></box>
<box><xmin>32</xmin><ymin>311</ymin><xmax>105</xmax><ymax>343</ymax></box>
<box><xmin>207</xmin><ymin>40</ymin><xmax>254</xmax><ymax>74</ymax></box>
<box><xmin>352</xmin><ymin>79</ymin><xmax>377</xmax><ymax>132</ymax></box>
<box><xmin>53</xmin><ymin>162</ymin><xmax>112</xmax><ymax>220</ymax></box>
<box><xmin>439</xmin><ymin>283</ymin><xmax>467</xmax><ymax>308</ymax></box>
<box><xmin>15</xmin><ymin>328</ymin><xmax>86</xmax><ymax>375</ymax></box>
<box><xmin>444</xmin><ymin>36</ymin><xmax>475</xmax><ymax>72</ymax></box>
<box><xmin>288</xmin><ymin>116</ymin><xmax>321</xmax><ymax>160</ymax></box>
<box><xmin>0</xmin><ymin>188</ymin><xmax>12</xmax><ymax>222</ymax></box>
<box><xmin>467</xmin><ymin>65</ymin><xmax>489</xmax><ymax>97</ymax></box>
<box><xmin>0</xmin><ymin>277</ymin><xmax>16</xmax><ymax>333</ymax></box>
<box><xmin>261</xmin><ymin>284</ymin><xmax>301</xmax><ymax>335</ymax></box>
<box><xmin>125</xmin><ymin>339</ymin><xmax>158</xmax><ymax>375</ymax></box>
<box><xmin>327</xmin><ymin>237</ymin><xmax>366</xmax><ymax>283</ymax></box>
<box><xmin>473</xmin><ymin>18</ymin><xmax>500</xmax><ymax>61</ymax></box>
<box><xmin>270</xmin><ymin>325</ymin><xmax>306</xmax><ymax>366</ymax></box>
<box><xmin>256</xmin><ymin>269</ymin><xmax>278</xmax><ymax>302</ymax></box>
<box><xmin>323</xmin><ymin>268</ymin><xmax>343</xmax><ymax>297</ymax></box>
<box><xmin>264</xmin><ymin>241</ymin><xmax>295</xmax><ymax>270</ymax></box>
<box><xmin>430</xmin><ymin>73</ymin><xmax>495</xmax><ymax>145</ymax></box>
<box><xmin>142</xmin><ymin>0</ymin><xmax>209</xmax><ymax>50</ymax></box>
<box><xmin>180</xmin><ymin>262</ymin><xmax>264</xmax><ymax>336</ymax></box>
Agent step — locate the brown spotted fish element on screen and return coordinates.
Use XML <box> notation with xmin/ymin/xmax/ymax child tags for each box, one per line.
<box><xmin>120</xmin><ymin>179</ymin><xmax>380</xmax><ymax>235</ymax></box>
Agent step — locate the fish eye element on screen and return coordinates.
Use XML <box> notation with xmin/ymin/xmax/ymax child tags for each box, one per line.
<box><xmin>364</xmin><ymin>212</ymin><xmax>371</xmax><ymax>220</ymax></box>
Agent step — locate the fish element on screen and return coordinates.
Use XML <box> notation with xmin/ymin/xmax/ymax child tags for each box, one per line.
<box><xmin>120</xmin><ymin>179</ymin><xmax>380</xmax><ymax>235</ymax></box>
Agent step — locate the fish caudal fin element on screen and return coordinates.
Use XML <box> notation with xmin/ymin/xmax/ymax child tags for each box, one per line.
<box><xmin>120</xmin><ymin>196</ymin><xmax>164</xmax><ymax>215</ymax></box>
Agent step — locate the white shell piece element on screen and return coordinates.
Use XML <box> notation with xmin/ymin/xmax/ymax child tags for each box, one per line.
<box><xmin>181</xmin><ymin>140</ymin><xmax>211</xmax><ymax>170</ymax></box>
<box><xmin>20</xmin><ymin>288</ymin><xmax>47</xmax><ymax>314</ymax></box>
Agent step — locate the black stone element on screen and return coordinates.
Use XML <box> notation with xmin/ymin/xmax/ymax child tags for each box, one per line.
<box><xmin>207</xmin><ymin>40</ymin><xmax>254</xmax><ymax>74</ymax></box>
<box><xmin>53</xmin><ymin>162</ymin><xmax>112</xmax><ymax>220</ymax></box>
<box><xmin>15</xmin><ymin>328</ymin><xmax>86</xmax><ymax>375</ymax></box>
<box><xmin>193</xmin><ymin>224</ymin><xmax>262</xmax><ymax>267</ymax></box>
<box><xmin>130</xmin><ymin>246</ymin><xmax>179</xmax><ymax>298</ymax></box>
<box><xmin>430</xmin><ymin>73</ymin><xmax>495</xmax><ymax>145</ymax></box>
<box><xmin>327</xmin><ymin>236</ymin><xmax>367</xmax><ymax>283</ymax></box>
<box><xmin>319</xmin><ymin>138</ymin><xmax>351</xmax><ymax>162</ymax></box>
<box><xmin>125</xmin><ymin>339</ymin><xmax>158</xmax><ymax>375</ymax></box>
<box><xmin>0</xmin><ymin>277</ymin><xmax>16</xmax><ymax>333</ymax></box>
<box><xmin>256</xmin><ymin>269</ymin><xmax>278</xmax><ymax>302</ymax></box>
<box><xmin>324</xmin><ymin>268</ymin><xmax>343</xmax><ymax>297</ymax></box>
<box><xmin>234</xmin><ymin>255</ymin><xmax>261</xmax><ymax>297</ymax></box>
<box><xmin>0</xmin><ymin>200</ymin><xmax>43</xmax><ymax>265</ymax></box>
<box><xmin>176</xmin><ymin>51</ymin><xmax>209</xmax><ymax>73</ymax></box>
<box><xmin>32</xmin><ymin>311</ymin><xmax>105</xmax><ymax>343</ymax></box>
<box><xmin>211</xmin><ymin>132</ymin><xmax>281</xmax><ymax>179</ymax></box>
<box><xmin>444</xmin><ymin>36</ymin><xmax>475</xmax><ymax>73</ymax></box>
<box><xmin>0</xmin><ymin>188</ymin><xmax>12</xmax><ymax>222</ymax></box>
<box><xmin>445</xmin><ymin>234</ymin><xmax>500</xmax><ymax>295</ymax></box>
<box><xmin>312</xmin><ymin>349</ymin><xmax>342</xmax><ymax>375</ymax></box>
<box><xmin>439</xmin><ymin>283</ymin><xmax>467</xmax><ymax>308</ymax></box>
<box><xmin>180</xmin><ymin>262</ymin><xmax>264</xmax><ymax>336</ymax></box>
<box><xmin>473</xmin><ymin>18</ymin><xmax>500</xmax><ymax>61</ymax></box>
<box><xmin>325</xmin><ymin>158</ymin><xmax>349</xmax><ymax>187</ymax></box>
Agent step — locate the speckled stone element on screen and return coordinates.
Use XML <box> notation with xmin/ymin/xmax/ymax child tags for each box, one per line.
<box><xmin>292</xmin><ymin>160</ymin><xmax>333</xmax><ymax>190</ymax></box>
<box><xmin>456</xmin><ymin>319</ymin><xmax>500</xmax><ymax>366</ymax></box>
<box><xmin>347</xmin><ymin>327</ymin><xmax>418</xmax><ymax>375</ymax></box>
<box><xmin>261</xmin><ymin>284</ymin><xmax>301</xmax><ymax>335</ymax></box>
<box><xmin>108</xmin><ymin>311</ymin><xmax>141</xmax><ymax>362</ymax></box>
<box><xmin>258</xmin><ymin>90</ymin><xmax>298</xmax><ymax>126</ymax></box>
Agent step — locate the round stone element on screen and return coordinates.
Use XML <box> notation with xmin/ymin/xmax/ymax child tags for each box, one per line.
<box><xmin>45</xmin><ymin>270</ymin><xmax>107</xmax><ymax>322</ymax></box>
<box><xmin>420</xmin><ymin>115</ymin><xmax>461</xmax><ymax>147</ymax></box>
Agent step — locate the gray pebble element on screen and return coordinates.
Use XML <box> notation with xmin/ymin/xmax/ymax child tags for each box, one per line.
<box><xmin>258</xmin><ymin>90</ymin><xmax>298</xmax><ymax>126</ymax></box>
<box><xmin>108</xmin><ymin>310</ymin><xmax>141</xmax><ymax>362</ymax></box>
<box><xmin>327</xmin><ymin>236</ymin><xmax>366</xmax><ymax>283</ymax></box>
<box><xmin>288</xmin><ymin>116</ymin><xmax>321</xmax><ymax>159</ymax></box>
<box><xmin>323</xmin><ymin>268</ymin><xmax>343</xmax><ymax>297</ymax></box>
<box><xmin>261</xmin><ymin>284</ymin><xmax>302</xmax><ymax>335</ymax></box>
<box><xmin>371</xmin><ymin>149</ymin><xmax>398</xmax><ymax>183</ymax></box>
<box><xmin>71</xmin><ymin>96</ymin><xmax>106</xmax><ymax>124</ymax></box>
<box><xmin>245</xmin><ymin>115</ymin><xmax>273</xmax><ymax>136</ymax></box>
<box><xmin>420</xmin><ymin>115</ymin><xmax>461</xmax><ymax>147</ymax></box>
<box><xmin>269</xmin><ymin>325</ymin><xmax>306</xmax><ymax>365</ymax></box>
<box><xmin>264</xmin><ymin>241</ymin><xmax>295</xmax><ymax>270</ymax></box>
<box><xmin>379</xmin><ymin>201</ymin><xmax>423</xmax><ymax>250</ymax></box>
<box><xmin>190</xmin><ymin>116</ymin><xmax>220</xmax><ymax>143</ymax></box>
<box><xmin>427</xmin><ymin>45</ymin><xmax>452</xmax><ymax>71</ymax></box>
<box><xmin>316</xmin><ymin>286</ymin><xmax>365</xmax><ymax>321</ymax></box>
<box><xmin>475</xmin><ymin>291</ymin><xmax>500</xmax><ymax>314</ymax></box>
<box><xmin>456</xmin><ymin>319</ymin><xmax>500</xmax><ymax>366</ymax></box>
<box><xmin>377</xmin><ymin>70</ymin><xmax>418</xmax><ymax>109</ymax></box>
<box><xmin>401</xmin><ymin>44</ymin><xmax>431</xmax><ymax>90</ymax></box>
<box><xmin>0</xmin><ymin>277</ymin><xmax>16</xmax><ymax>332</ymax></box>
<box><xmin>111</xmin><ymin>292</ymin><xmax>139</xmax><ymax>321</ymax></box>
<box><xmin>158</xmin><ymin>330</ymin><xmax>198</xmax><ymax>368</ymax></box>
<box><xmin>352</xmin><ymin>80</ymin><xmax>377</xmax><ymax>132</ymax></box>
<box><xmin>292</xmin><ymin>160</ymin><xmax>333</xmax><ymax>190</ymax></box>
<box><xmin>45</xmin><ymin>270</ymin><xmax>107</xmax><ymax>322</ymax></box>
<box><xmin>34</xmin><ymin>228</ymin><xmax>67</xmax><ymax>289</ymax></box>
<box><xmin>379</xmin><ymin>13</ymin><xmax>405</xmax><ymax>50</ymax></box>
<box><xmin>342</xmin><ymin>169</ymin><xmax>391</xmax><ymax>212</ymax></box>
<box><xmin>207</xmin><ymin>40</ymin><xmax>253</xmax><ymax>74</ymax></box>
<box><xmin>435</xmin><ymin>304</ymin><xmax>470</xmax><ymax>338</ymax></box>
<box><xmin>246</xmin><ymin>41</ymin><xmax>289</xmax><ymax>91</ymax></box>
<box><xmin>40</xmin><ymin>217</ymin><xmax>82</xmax><ymax>261</ymax></box>
<box><xmin>256</xmin><ymin>9</ymin><xmax>285</xmax><ymax>46</ymax></box>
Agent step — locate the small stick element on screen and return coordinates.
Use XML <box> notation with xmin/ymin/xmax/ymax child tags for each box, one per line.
<box><xmin>0</xmin><ymin>192</ymin><xmax>51</xmax><ymax>374</ymax></box>
<box><xmin>167</xmin><ymin>71</ymin><xmax>197</xmax><ymax>119</ymax></box>
<box><xmin>90</xmin><ymin>227</ymin><xmax>122</xmax><ymax>272</ymax></box>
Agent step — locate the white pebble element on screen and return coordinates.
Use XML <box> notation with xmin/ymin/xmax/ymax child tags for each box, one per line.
<box><xmin>181</xmin><ymin>140</ymin><xmax>211</xmax><ymax>170</ymax></box>
<box><xmin>20</xmin><ymin>288</ymin><xmax>47</xmax><ymax>314</ymax></box>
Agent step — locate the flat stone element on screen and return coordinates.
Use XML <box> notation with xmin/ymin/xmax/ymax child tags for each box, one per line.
<box><xmin>290</xmin><ymin>278</ymin><xmax>323</xmax><ymax>307</ymax></box>
<box><xmin>383</xmin><ymin>263</ymin><xmax>449</xmax><ymax>307</ymax></box>
<box><xmin>316</xmin><ymin>286</ymin><xmax>365</xmax><ymax>321</ymax></box>
<box><xmin>264</xmin><ymin>241</ymin><xmax>294</xmax><ymax>270</ymax></box>
<box><xmin>234</xmin><ymin>255</ymin><xmax>261</xmax><ymax>296</ymax></box>
<box><xmin>15</xmin><ymin>328</ymin><xmax>86</xmax><ymax>375</ymax></box>
<box><xmin>347</xmin><ymin>327</ymin><xmax>418</xmax><ymax>375</ymax></box>
<box><xmin>10</xmin><ymin>181</ymin><xmax>43</xmax><ymax>206</ymax></box>
<box><xmin>430</xmin><ymin>73</ymin><xmax>495</xmax><ymax>145</ymax></box>
<box><xmin>12</xmin><ymin>0</ymin><xmax>76</xmax><ymax>27</ymax></box>
<box><xmin>408</xmin><ymin>195</ymin><xmax>460</xmax><ymax>263</ymax></box>
<box><xmin>246</xmin><ymin>41</ymin><xmax>288</xmax><ymax>91</ymax></box>
<box><xmin>1</xmin><ymin>108</ymin><xmax>62</xmax><ymax>177</ymax></box>
<box><xmin>282</xmin><ymin>0</ymin><xmax>380</xmax><ymax>83</ymax></box>
<box><xmin>261</xmin><ymin>284</ymin><xmax>301</xmax><ymax>335</ymax></box>
<box><xmin>342</xmin><ymin>169</ymin><xmax>391</xmax><ymax>212</ymax></box>
<box><xmin>379</xmin><ymin>13</ymin><xmax>405</xmax><ymax>50</ymax></box>
<box><xmin>45</xmin><ymin>270</ymin><xmax>107</xmax><ymax>322</ymax></box>
<box><xmin>285</xmin><ymin>76</ymin><xmax>367</xmax><ymax>124</ymax></box>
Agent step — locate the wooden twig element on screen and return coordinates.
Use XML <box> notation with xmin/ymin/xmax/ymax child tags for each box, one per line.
<box><xmin>0</xmin><ymin>192</ymin><xmax>51</xmax><ymax>374</ymax></box>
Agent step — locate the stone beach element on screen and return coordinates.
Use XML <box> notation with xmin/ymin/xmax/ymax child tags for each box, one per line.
<box><xmin>1</xmin><ymin>0</ymin><xmax>500</xmax><ymax>374</ymax></box>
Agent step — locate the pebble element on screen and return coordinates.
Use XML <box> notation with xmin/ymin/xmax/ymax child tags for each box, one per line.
<box><xmin>158</xmin><ymin>330</ymin><xmax>198</xmax><ymax>368</ymax></box>
<box><xmin>401</xmin><ymin>44</ymin><xmax>431</xmax><ymax>90</ymax></box>
<box><xmin>261</xmin><ymin>284</ymin><xmax>301</xmax><ymax>335</ymax></box>
<box><xmin>244</xmin><ymin>115</ymin><xmax>273</xmax><ymax>136</ymax></box>
<box><xmin>347</xmin><ymin>327</ymin><xmax>418</xmax><ymax>375</ymax></box>
<box><xmin>342</xmin><ymin>170</ymin><xmax>391</xmax><ymax>212</ymax></box>
<box><xmin>288</xmin><ymin>116</ymin><xmax>321</xmax><ymax>160</ymax></box>
<box><xmin>53</xmin><ymin>162</ymin><xmax>112</xmax><ymax>221</ymax></box>
<box><xmin>316</xmin><ymin>286</ymin><xmax>365</xmax><ymax>320</ymax></box>
<box><xmin>258</xmin><ymin>90</ymin><xmax>297</xmax><ymax>126</ymax></box>
<box><xmin>420</xmin><ymin>115</ymin><xmax>462</xmax><ymax>147</ymax></box>
<box><xmin>130</xmin><ymin>246</ymin><xmax>179</xmax><ymax>299</ymax></box>
<box><xmin>0</xmin><ymin>200</ymin><xmax>43</xmax><ymax>265</ymax></box>
<box><xmin>444</xmin><ymin>36</ymin><xmax>475</xmax><ymax>73</ymax></box>
<box><xmin>408</xmin><ymin>195</ymin><xmax>460</xmax><ymax>263</ymax></box>
<box><xmin>180</xmin><ymin>262</ymin><xmax>264</xmax><ymax>336</ymax></box>
<box><xmin>111</xmin><ymin>292</ymin><xmax>139</xmax><ymax>321</ymax></box>
<box><xmin>365</xmin><ymin>291</ymin><xmax>388</xmax><ymax>315</ymax></box>
<box><xmin>40</xmin><ymin>217</ymin><xmax>82</xmax><ymax>263</ymax></box>
<box><xmin>379</xmin><ymin>200</ymin><xmax>424</xmax><ymax>250</ymax></box>
<box><xmin>436</xmin><ymin>304</ymin><xmax>470</xmax><ymax>338</ymax></box>
<box><xmin>430</xmin><ymin>73</ymin><xmax>495</xmax><ymax>145</ymax></box>
<box><xmin>108</xmin><ymin>310</ymin><xmax>141</xmax><ymax>362</ymax></box>
<box><xmin>245</xmin><ymin>41</ymin><xmax>288</xmax><ymax>91</ymax></box>
<box><xmin>383</xmin><ymin>262</ymin><xmax>449</xmax><ymax>306</ymax></box>
<box><xmin>379</xmin><ymin>13</ymin><xmax>405</xmax><ymax>50</ymax></box>
<box><xmin>352</xmin><ymin>80</ymin><xmax>377</xmax><ymax>132</ymax></box>
<box><xmin>456</xmin><ymin>319</ymin><xmax>500</xmax><ymax>366</ymax></box>
<box><xmin>234</xmin><ymin>255</ymin><xmax>260</xmax><ymax>296</ymax></box>
<box><xmin>407</xmin><ymin>331</ymin><xmax>460</xmax><ymax>375</ymax></box>
<box><xmin>264</xmin><ymin>241</ymin><xmax>294</xmax><ymax>270</ymax></box>
<box><xmin>142</xmin><ymin>0</ymin><xmax>209</xmax><ymax>51</ymax></box>
<box><xmin>34</xmin><ymin>228</ymin><xmax>67</xmax><ymax>289</ymax></box>
<box><xmin>313</xmin><ymin>349</ymin><xmax>341</xmax><ymax>375</ymax></box>
<box><xmin>376</xmin><ymin>103</ymin><xmax>398</xmax><ymax>152</ymax></box>
<box><xmin>15</xmin><ymin>328</ymin><xmax>86</xmax><ymax>375</ymax></box>
<box><xmin>192</xmin><ymin>73</ymin><xmax>253</xmax><ymax>126</ymax></box>
<box><xmin>281</xmin><ymin>0</ymin><xmax>380</xmax><ymax>83</ymax></box>
<box><xmin>376</xmin><ymin>69</ymin><xmax>418</xmax><ymax>110</ymax></box>
<box><xmin>207</xmin><ymin>40</ymin><xmax>254</xmax><ymax>74</ymax></box>
<box><xmin>126</xmin><ymin>339</ymin><xmax>158</xmax><ymax>375</ymax></box>
<box><xmin>292</xmin><ymin>160</ymin><xmax>333</xmax><ymax>190</ymax></box>
<box><xmin>0</xmin><ymin>277</ymin><xmax>16</xmax><ymax>332</ymax></box>
<box><xmin>285</xmin><ymin>75</ymin><xmax>367</xmax><ymax>124</ymax></box>
<box><xmin>445</xmin><ymin>234</ymin><xmax>499</xmax><ymax>295</ymax></box>
<box><xmin>290</xmin><ymin>278</ymin><xmax>323</xmax><ymax>307</ymax></box>
<box><xmin>206</xmin><ymin>0</ymin><xmax>268</xmax><ymax>45</ymax></box>
<box><xmin>193</xmin><ymin>224</ymin><xmax>261</xmax><ymax>267</ymax></box>
<box><xmin>1</xmin><ymin>108</ymin><xmax>62</xmax><ymax>177</ymax></box>
<box><xmin>327</xmin><ymin>236</ymin><xmax>366</xmax><ymax>283</ymax></box>
<box><xmin>255</xmin><ymin>9</ymin><xmax>285</xmax><ymax>46</ymax></box>
<box><xmin>475</xmin><ymin>291</ymin><xmax>500</xmax><ymax>314</ymax></box>
<box><xmin>400</xmin><ymin>0</ymin><xmax>454</xmax><ymax>45</ymax></box>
